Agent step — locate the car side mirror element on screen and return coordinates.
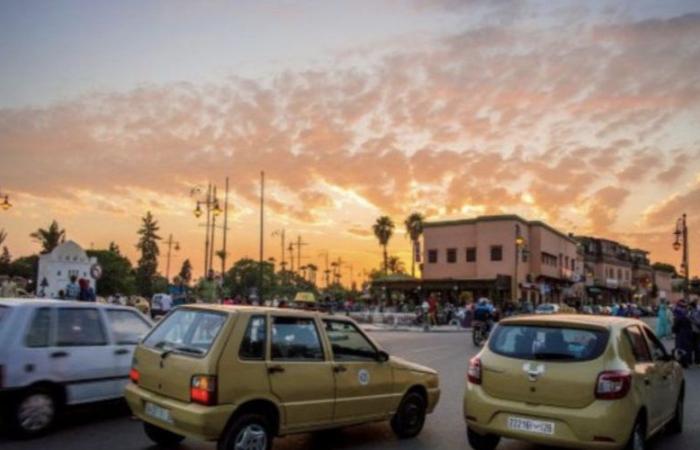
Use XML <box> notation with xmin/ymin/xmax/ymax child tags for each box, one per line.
<box><xmin>376</xmin><ymin>350</ymin><xmax>390</xmax><ymax>363</ymax></box>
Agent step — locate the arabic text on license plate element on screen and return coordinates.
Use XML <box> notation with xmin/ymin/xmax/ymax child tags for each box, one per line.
<box><xmin>145</xmin><ymin>402</ymin><xmax>173</xmax><ymax>424</ymax></box>
<box><xmin>507</xmin><ymin>417</ymin><xmax>555</xmax><ymax>435</ymax></box>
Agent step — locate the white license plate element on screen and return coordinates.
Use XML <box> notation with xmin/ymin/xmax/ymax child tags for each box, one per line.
<box><xmin>507</xmin><ymin>417</ymin><xmax>555</xmax><ymax>435</ymax></box>
<box><xmin>145</xmin><ymin>402</ymin><xmax>173</xmax><ymax>424</ymax></box>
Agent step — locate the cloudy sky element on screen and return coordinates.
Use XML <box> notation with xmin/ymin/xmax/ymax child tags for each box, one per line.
<box><xmin>1</xmin><ymin>0</ymin><xmax>699</xmax><ymax>282</ymax></box>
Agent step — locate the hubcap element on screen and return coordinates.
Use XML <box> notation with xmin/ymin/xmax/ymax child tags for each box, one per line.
<box><xmin>18</xmin><ymin>394</ymin><xmax>54</xmax><ymax>432</ymax></box>
<box><xmin>404</xmin><ymin>401</ymin><xmax>421</xmax><ymax>428</ymax></box>
<box><xmin>235</xmin><ymin>424</ymin><xmax>267</xmax><ymax>450</ymax></box>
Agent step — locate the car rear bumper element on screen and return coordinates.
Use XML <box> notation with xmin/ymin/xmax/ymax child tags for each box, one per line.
<box><xmin>464</xmin><ymin>385</ymin><xmax>636</xmax><ymax>449</ymax></box>
<box><xmin>125</xmin><ymin>383</ymin><xmax>234</xmax><ymax>441</ymax></box>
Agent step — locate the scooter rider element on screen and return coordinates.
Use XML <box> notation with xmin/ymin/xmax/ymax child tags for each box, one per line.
<box><xmin>474</xmin><ymin>297</ymin><xmax>495</xmax><ymax>332</ymax></box>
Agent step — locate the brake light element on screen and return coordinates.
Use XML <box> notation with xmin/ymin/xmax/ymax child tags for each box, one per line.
<box><xmin>191</xmin><ymin>375</ymin><xmax>217</xmax><ymax>406</ymax></box>
<box><xmin>595</xmin><ymin>371</ymin><xmax>631</xmax><ymax>400</ymax></box>
<box><xmin>467</xmin><ymin>356</ymin><xmax>482</xmax><ymax>385</ymax></box>
<box><xmin>129</xmin><ymin>368</ymin><xmax>140</xmax><ymax>384</ymax></box>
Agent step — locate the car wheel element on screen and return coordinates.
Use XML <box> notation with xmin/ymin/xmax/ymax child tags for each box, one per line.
<box><xmin>10</xmin><ymin>388</ymin><xmax>58</xmax><ymax>438</ymax></box>
<box><xmin>143</xmin><ymin>422</ymin><xmax>185</xmax><ymax>447</ymax></box>
<box><xmin>390</xmin><ymin>391</ymin><xmax>427</xmax><ymax>439</ymax></box>
<box><xmin>625</xmin><ymin>418</ymin><xmax>646</xmax><ymax>450</ymax></box>
<box><xmin>218</xmin><ymin>413</ymin><xmax>272</xmax><ymax>450</ymax></box>
<box><xmin>467</xmin><ymin>427</ymin><xmax>500</xmax><ymax>450</ymax></box>
<box><xmin>668</xmin><ymin>394</ymin><xmax>684</xmax><ymax>434</ymax></box>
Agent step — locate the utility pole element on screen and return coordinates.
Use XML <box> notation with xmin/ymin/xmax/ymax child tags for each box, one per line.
<box><xmin>209</xmin><ymin>185</ymin><xmax>218</xmax><ymax>274</ymax></box>
<box><xmin>164</xmin><ymin>234</ymin><xmax>180</xmax><ymax>282</ymax></box>
<box><xmin>288</xmin><ymin>243</ymin><xmax>295</xmax><ymax>272</ymax></box>
<box><xmin>221</xmin><ymin>176</ymin><xmax>230</xmax><ymax>275</ymax></box>
<box><xmin>204</xmin><ymin>183</ymin><xmax>212</xmax><ymax>276</ymax></box>
<box><xmin>319</xmin><ymin>250</ymin><xmax>330</xmax><ymax>287</ymax></box>
<box><xmin>295</xmin><ymin>235</ymin><xmax>308</xmax><ymax>273</ymax></box>
<box><xmin>344</xmin><ymin>262</ymin><xmax>354</xmax><ymax>290</ymax></box>
<box><xmin>674</xmin><ymin>213</ymin><xmax>690</xmax><ymax>296</ymax></box>
<box><xmin>259</xmin><ymin>171</ymin><xmax>265</xmax><ymax>302</ymax></box>
<box><xmin>272</xmin><ymin>229</ymin><xmax>286</xmax><ymax>271</ymax></box>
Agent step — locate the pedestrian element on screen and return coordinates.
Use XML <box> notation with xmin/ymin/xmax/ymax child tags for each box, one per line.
<box><xmin>673</xmin><ymin>299</ymin><xmax>693</xmax><ymax>368</ymax></box>
<box><xmin>690</xmin><ymin>301</ymin><xmax>700</xmax><ymax>365</ymax></box>
<box><xmin>428</xmin><ymin>294</ymin><xmax>438</xmax><ymax>326</ymax></box>
<box><xmin>65</xmin><ymin>275</ymin><xmax>80</xmax><ymax>300</ymax></box>
<box><xmin>656</xmin><ymin>300</ymin><xmax>671</xmax><ymax>339</ymax></box>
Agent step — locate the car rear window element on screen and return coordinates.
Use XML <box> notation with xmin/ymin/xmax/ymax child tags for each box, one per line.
<box><xmin>143</xmin><ymin>309</ymin><xmax>227</xmax><ymax>356</ymax></box>
<box><xmin>489</xmin><ymin>324</ymin><xmax>609</xmax><ymax>362</ymax></box>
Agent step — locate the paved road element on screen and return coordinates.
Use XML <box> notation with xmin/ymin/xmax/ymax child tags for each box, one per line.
<box><xmin>2</xmin><ymin>331</ymin><xmax>698</xmax><ymax>450</ymax></box>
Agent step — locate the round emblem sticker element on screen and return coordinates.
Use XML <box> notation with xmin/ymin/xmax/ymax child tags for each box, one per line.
<box><xmin>358</xmin><ymin>369</ymin><xmax>370</xmax><ymax>386</ymax></box>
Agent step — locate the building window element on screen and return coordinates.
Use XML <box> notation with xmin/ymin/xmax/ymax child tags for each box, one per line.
<box><xmin>447</xmin><ymin>248</ymin><xmax>457</xmax><ymax>263</ymax></box>
<box><xmin>428</xmin><ymin>249</ymin><xmax>438</xmax><ymax>263</ymax></box>
<box><xmin>618</xmin><ymin>268</ymin><xmax>622</xmax><ymax>280</ymax></box>
<box><xmin>541</xmin><ymin>252</ymin><xmax>557</xmax><ymax>266</ymax></box>
<box><xmin>571</xmin><ymin>259</ymin><xmax>575</xmax><ymax>271</ymax></box>
<box><xmin>466</xmin><ymin>247</ymin><xmax>476</xmax><ymax>262</ymax></box>
<box><xmin>490</xmin><ymin>246</ymin><xmax>503</xmax><ymax>262</ymax></box>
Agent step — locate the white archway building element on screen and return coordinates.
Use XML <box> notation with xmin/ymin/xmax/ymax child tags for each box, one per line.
<box><xmin>37</xmin><ymin>241</ymin><xmax>97</xmax><ymax>299</ymax></box>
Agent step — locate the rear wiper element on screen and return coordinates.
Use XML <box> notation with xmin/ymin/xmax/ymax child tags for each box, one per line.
<box><xmin>156</xmin><ymin>343</ymin><xmax>204</xmax><ymax>361</ymax></box>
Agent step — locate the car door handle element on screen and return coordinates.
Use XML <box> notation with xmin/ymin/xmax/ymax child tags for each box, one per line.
<box><xmin>114</xmin><ymin>348</ymin><xmax>130</xmax><ymax>355</ymax></box>
<box><xmin>334</xmin><ymin>365</ymin><xmax>347</xmax><ymax>373</ymax></box>
<box><xmin>267</xmin><ymin>365</ymin><xmax>285</xmax><ymax>374</ymax></box>
<box><xmin>50</xmin><ymin>351</ymin><xmax>69</xmax><ymax>359</ymax></box>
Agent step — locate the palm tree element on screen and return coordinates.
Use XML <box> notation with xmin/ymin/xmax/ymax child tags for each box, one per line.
<box><xmin>306</xmin><ymin>263</ymin><xmax>318</xmax><ymax>285</ymax></box>
<box><xmin>387</xmin><ymin>255</ymin><xmax>406</xmax><ymax>274</ymax></box>
<box><xmin>404</xmin><ymin>212</ymin><xmax>425</xmax><ymax>277</ymax></box>
<box><xmin>373</xmin><ymin>216</ymin><xmax>395</xmax><ymax>275</ymax></box>
<box><xmin>30</xmin><ymin>220</ymin><xmax>66</xmax><ymax>254</ymax></box>
<box><xmin>0</xmin><ymin>229</ymin><xmax>6</xmax><ymax>247</ymax></box>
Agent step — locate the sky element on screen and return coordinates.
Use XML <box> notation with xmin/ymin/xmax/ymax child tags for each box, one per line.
<box><xmin>1</xmin><ymin>0</ymin><xmax>700</xmax><ymax>284</ymax></box>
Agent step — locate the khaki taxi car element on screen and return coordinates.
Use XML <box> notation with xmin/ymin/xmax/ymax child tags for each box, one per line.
<box><xmin>464</xmin><ymin>315</ymin><xmax>683</xmax><ymax>450</ymax></box>
<box><xmin>125</xmin><ymin>305</ymin><xmax>440</xmax><ymax>449</ymax></box>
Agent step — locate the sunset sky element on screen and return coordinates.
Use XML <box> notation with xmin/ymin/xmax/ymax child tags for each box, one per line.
<box><xmin>1</xmin><ymin>0</ymin><xmax>699</xmax><ymax>283</ymax></box>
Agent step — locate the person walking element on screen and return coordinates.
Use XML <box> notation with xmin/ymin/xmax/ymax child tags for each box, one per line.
<box><xmin>656</xmin><ymin>300</ymin><xmax>671</xmax><ymax>339</ymax></box>
<box><xmin>690</xmin><ymin>301</ymin><xmax>700</xmax><ymax>365</ymax></box>
<box><xmin>673</xmin><ymin>299</ymin><xmax>693</xmax><ymax>368</ymax></box>
<box><xmin>65</xmin><ymin>275</ymin><xmax>80</xmax><ymax>300</ymax></box>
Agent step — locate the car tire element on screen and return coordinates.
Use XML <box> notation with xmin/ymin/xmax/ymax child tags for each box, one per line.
<box><xmin>9</xmin><ymin>387</ymin><xmax>59</xmax><ymax>438</ymax></box>
<box><xmin>143</xmin><ymin>422</ymin><xmax>185</xmax><ymax>447</ymax></box>
<box><xmin>390</xmin><ymin>391</ymin><xmax>427</xmax><ymax>439</ymax></box>
<box><xmin>625</xmin><ymin>417</ymin><xmax>646</xmax><ymax>450</ymax></box>
<box><xmin>467</xmin><ymin>427</ymin><xmax>500</xmax><ymax>450</ymax></box>
<box><xmin>668</xmin><ymin>393</ymin><xmax>684</xmax><ymax>434</ymax></box>
<box><xmin>218</xmin><ymin>413</ymin><xmax>273</xmax><ymax>450</ymax></box>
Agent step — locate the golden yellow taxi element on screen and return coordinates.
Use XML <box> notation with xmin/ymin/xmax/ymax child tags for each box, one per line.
<box><xmin>125</xmin><ymin>305</ymin><xmax>440</xmax><ymax>449</ymax></box>
<box><xmin>464</xmin><ymin>315</ymin><xmax>683</xmax><ymax>450</ymax></box>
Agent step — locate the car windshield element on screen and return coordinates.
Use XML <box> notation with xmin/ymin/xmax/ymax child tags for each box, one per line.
<box><xmin>489</xmin><ymin>324</ymin><xmax>609</xmax><ymax>362</ymax></box>
<box><xmin>143</xmin><ymin>309</ymin><xmax>227</xmax><ymax>356</ymax></box>
<box><xmin>536</xmin><ymin>305</ymin><xmax>555</xmax><ymax>311</ymax></box>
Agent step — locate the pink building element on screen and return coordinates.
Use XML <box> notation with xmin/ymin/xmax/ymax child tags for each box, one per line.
<box><xmin>422</xmin><ymin>215</ymin><xmax>581</xmax><ymax>305</ymax></box>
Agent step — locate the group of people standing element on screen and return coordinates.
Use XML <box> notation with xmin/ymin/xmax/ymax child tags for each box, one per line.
<box><xmin>59</xmin><ymin>275</ymin><xmax>96</xmax><ymax>301</ymax></box>
<box><xmin>657</xmin><ymin>299</ymin><xmax>700</xmax><ymax>368</ymax></box>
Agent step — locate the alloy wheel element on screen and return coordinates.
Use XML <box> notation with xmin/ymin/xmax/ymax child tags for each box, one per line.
<box><xmin>234</xmin><ymin>424</ymin><xmax>267</xmax><ymax>450</ymax></box>
<box><xmin>18</xmin><ymin>393</ymin><xmax>55</xmax><ymax>432</ymax></box>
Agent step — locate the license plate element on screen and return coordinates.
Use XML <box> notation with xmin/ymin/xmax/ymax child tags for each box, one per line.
<box><xmin>507</xmin><ymin>417</ymin><xmax>555</xmax><ymax>435</ymax></box>
<box><xmin>145</xmin><ymin>402</ymin><xmax>173</xmax><ymax>424</ymax></box>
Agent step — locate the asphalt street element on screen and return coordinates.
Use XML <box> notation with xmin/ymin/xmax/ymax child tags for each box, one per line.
<box><xmin>2</xmin><ymin>331</ymin><xmax>699</xmax><ymax>450</ymax></box>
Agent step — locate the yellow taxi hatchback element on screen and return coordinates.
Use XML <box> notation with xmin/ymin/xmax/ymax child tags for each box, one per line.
<box><xmin>125</xmin><ymin>305</ymin><xmax>440</xmax><ymax>450</ymax></box>
<box><xmin>464</xmin><ymin>315</ymin><xmax>683</xmax><ymax>450</ymax></box>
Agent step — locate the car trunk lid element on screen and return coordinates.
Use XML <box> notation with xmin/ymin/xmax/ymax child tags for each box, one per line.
<box><xmin>481</xmin><ymin>321</ymin><xmax>611</xmax><ymax>408</ymax></box>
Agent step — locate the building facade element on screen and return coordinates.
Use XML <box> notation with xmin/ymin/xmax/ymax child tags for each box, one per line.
<box><xmin>421</xmin><ymin>215</ymin><xmax>580</xmax><ymax>305</ymax></box>
<box><xmin>37</xmin><ymin>241</ymin><xmax>98</xmax><ymax>299</ymax></box>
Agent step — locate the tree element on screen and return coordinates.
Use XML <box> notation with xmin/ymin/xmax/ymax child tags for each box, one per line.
<box><xmin>223</xmin><ymin>258</ymin><xmax>276</xmax><ymax>299</ymax></box>
<box><xmin>652</xmin><ymin>262</ymin><xmax>677</xmax><ymax>275</ymax></box>
<box><xmin>7</xmin><ymin>255</ymin><xmax>39</xmax><ymax>281</ymax></box>
<box><xmin>0</xmin><ymin>229</ymin><xmax>6</xmax><ymax>247</ymax></box>
<box><xmin>108</xmin><ymin>241</ymin><xmax>122</xmax><ymax>255</ymax></box>
<box><xmin>86</xmin><ymin>249</ymin><xmax>136</xmax><ymax>296</ymax></box>
<box><xmin>0</xmin><ymin>246</ymin><xmax>11</xmax><ymax>274</ymax></box>
<box><xmin>404</xmin><ymin>212</ymin><xmax>425</xmax><ymax>277</ymax></box>
<box><xmin>178</xmin><ymin>259</ymin><xmax>193</xmax><ymax>286</ymax></box>
<box><xmin>30</xmin><ymin>220</ymin><xmax>66</xmax><ymax>254</ymax></box>
<box><xmin>387</xmin><ymin>255</ymin><xmax>406</xmax><ymax>274</ymax></box>
<box><xmin>135</xmin><ymin>212</ymin><xmax>161</xmax><ymax>297</ymax></box>
<box><xmin>373</xmin><ymin>216</ymin><xmax>395</xmax><ymax>275</ymax></box>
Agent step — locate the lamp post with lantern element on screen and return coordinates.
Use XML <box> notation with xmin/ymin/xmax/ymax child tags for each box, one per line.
<box><xmin>192</xmin><ymin>184</ymin><xmax>222</xmax><ymax>276</ymax></box>
<box><xmin>0</xmin><ymin>189</ymin><xmax>12</xmax><ymax>211</ymax></box>
<box><xmin>164</xmin><ymin>234</ymin><xmax>180</xmax><ymax>283</ymax></box>
<box><xmin>513</xmin><ymin>224</ymin><xmax>526</xmax><ymax>303</ymax></box>
<box><xmin>673</xmin><ymin>213</ymin><xmax>690</xmax><ymax>297</ymax></box>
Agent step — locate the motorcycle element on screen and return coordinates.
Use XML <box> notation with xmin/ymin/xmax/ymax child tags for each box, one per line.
<box><xmin>472</xmin><ymin>320</ymin><xmax>490</xmax><ymax>346</ymax></box>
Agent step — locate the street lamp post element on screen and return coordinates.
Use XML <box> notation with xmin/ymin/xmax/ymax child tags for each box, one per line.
<box><xmin>192</xmin><ymin>184</ymin><xmax>222</xmax><ymax>276</ymax></box>
<box><xmin>673</xmin><ymin>213</ymin><xmax>690</xmax><ymax>297</ymax></box>
<box><xmin>164</xmin><ymin>234</ymin><xmax>180</xmax><ymax>282</ymax></box>
<box><xmin>514</xmin><ymin>224</ymin><xmax>526</xmax><ymax>303</ymax></box>
<box><xmin>0</xmin><ymin>188</ymin><xmax>12</xmax><ymax>211</ymax></box>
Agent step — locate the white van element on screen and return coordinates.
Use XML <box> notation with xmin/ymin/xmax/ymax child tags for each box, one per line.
<box><xmin>0</xmin><ymin>298</ymin><xmax>152</xmax><ymax>437</ymax></box>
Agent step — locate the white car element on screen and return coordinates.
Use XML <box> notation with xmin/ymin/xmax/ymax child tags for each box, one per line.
<box><xmin>0</xmin><ymin>298</ymin><xmax>153</xmax><ymax>437</ymax></box>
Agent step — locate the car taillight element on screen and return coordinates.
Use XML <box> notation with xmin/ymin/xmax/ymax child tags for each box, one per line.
<box><xmin>129</xmin><ymin>368</ymin><xmax>140</xmax><ymax>384</ymax></box>
<box><xmin>191</xmin><ymin>375</ymin><xmax>217</xmax><ymax>406</ymax></box>
<box><xmin>467</xmin><ymin>356</ymin><xmax>482</xmax><ymax>385</ymax></box>
<box><xmin>595</xmin><ymin>371</ymin><xmax>631</xmax><ymax>400</ymax></box>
